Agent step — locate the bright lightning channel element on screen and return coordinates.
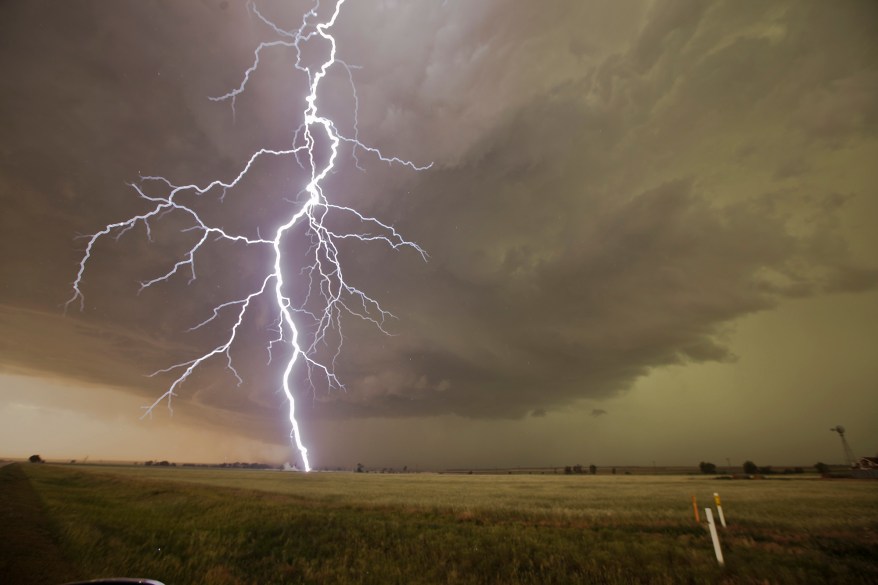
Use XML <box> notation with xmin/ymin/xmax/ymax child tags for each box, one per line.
<box><xmin>67</xmin><ymin>0</ymin><xmax>430</xmax><ymax>472</ymax></box>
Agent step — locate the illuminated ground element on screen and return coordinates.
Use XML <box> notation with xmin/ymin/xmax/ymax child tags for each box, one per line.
<box><xmin>3</xmin><ymin>463</ymin><xmax>876</xmax><ymax>584</ymax></box>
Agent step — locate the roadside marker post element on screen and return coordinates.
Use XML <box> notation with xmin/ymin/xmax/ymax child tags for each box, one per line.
<box><xmin>692</xmin><ymin>495</ymin><xmax>700</xmax><ymax>523</ymax></box>
<box><xmin>713</xmin><ymin>492</ymin><xmax>726</xmax><ymax>527</ymax></box>
<box><xmin>705</xmin><ymin>508</ymin><xmax>725</xmax><ymax>566</ymax></box>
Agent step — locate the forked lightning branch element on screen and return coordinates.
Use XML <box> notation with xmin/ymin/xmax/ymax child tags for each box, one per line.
<box><xmin>67</xmin><ymin>0</ymin><xmax>429</xmax><ymax>472</ymax></box>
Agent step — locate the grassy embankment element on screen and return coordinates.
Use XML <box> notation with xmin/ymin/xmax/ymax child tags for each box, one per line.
<box><xmin>3</xmin><ymin>463</ymin><xmax>877</xmax><ymax>584</ymax></box>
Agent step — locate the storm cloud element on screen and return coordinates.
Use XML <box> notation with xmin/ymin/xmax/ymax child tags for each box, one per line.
<box><xmin>1</xmin><ymin>0</ymin><xmax>876</xmax><ymax>456</ymax></box>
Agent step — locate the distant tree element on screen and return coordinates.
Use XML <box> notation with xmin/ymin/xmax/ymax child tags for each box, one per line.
<box><xmin>758</xmin><ymin>466</ymin><xmax>773</xmax><ymax>475</ymax></box>
<box><xmin>356</xmin><ymin>463</ymin><xmax>364</xmax><ymax>473</ymax></box>
<box><xmin>564</xmin><ymin>466</ymin><xmax>573</xmax><ymax>475</ymax></box>
<box><xmin>28</xmin><ymin>454</ymin><xmax>43</xmax><ymax>463</ymax></box>
<box><xmin>699</xmin><ymin>461</ymin><xmax>717</xmax><ymax>474</ymax></box>
<box><xmin>573</xmin><ymin>464</ymin><xmax>583</xmax><ymax>474</ymax></box>
<box><xmin>742</xmin><ymin>460</ymin><xmax>759</xmax><ymax>474</ymax></box>
<box><xmin>145</xmin><ymin>460</ymin><xmax>154</xmax><ymax>466</ymax></box>
<box><xmin>612</xmin><ymin>467</ymin><xmax>616</xmax><ymax>475</ymax></box>
<box><xmin>814</xmin><ymin>462</ymin><xmax>831</xmax><ymax>475</ymax></box>
<box><xmin>589</xmin><ymin>464</ymin><xmax>597</xmax><ymax>475</ymax></box>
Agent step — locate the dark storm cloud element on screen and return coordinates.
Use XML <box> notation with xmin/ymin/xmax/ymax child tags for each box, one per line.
<box><xmin>326</xmin><ymin>178</ymin><xmax>864</xmax><ymax>420</ymax></box>
<box><xmin>1</xmin><ymin>0</ymin><xmax>876</xmax><ymax>445</ymax></box>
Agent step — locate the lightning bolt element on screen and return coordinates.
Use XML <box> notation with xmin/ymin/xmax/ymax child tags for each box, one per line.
<box><xmin>67</xmin><ymin>0</ymin><xmax>429</xmax><ymax>472</ymax></box>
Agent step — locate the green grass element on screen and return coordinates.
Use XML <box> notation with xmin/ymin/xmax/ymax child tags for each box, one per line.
<box><xmin>4</xmin><ymin>464</ymin><xmax>878</xmax><ymax>584</ymax></box>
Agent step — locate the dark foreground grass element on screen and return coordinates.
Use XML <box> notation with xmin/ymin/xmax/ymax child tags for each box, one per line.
<box><xmin>4</xmin><ymin>464</ymin><xmax>878</xmax><ymax>584</ymax></box>
<box><xmin>0</xmin><ymin>463</ymin><xmax>81</xmax><ymax>585</ymax></box>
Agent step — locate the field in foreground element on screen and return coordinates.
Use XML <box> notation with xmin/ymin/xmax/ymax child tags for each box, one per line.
<box><xmin>2</xmin><ymin>464</ymin><xmax>877</xmax><ymax>584</ymax></box>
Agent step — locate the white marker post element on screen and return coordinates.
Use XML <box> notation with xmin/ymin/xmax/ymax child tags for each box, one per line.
<box><xmin>705</xmin><ymin>508</ymin><xmax>725</xmax><ymax>566</ymax></box>
<box><xmin>713</xmin><ymin>492</ymin><xmax>726</xmax><ymax>528</ymax></box>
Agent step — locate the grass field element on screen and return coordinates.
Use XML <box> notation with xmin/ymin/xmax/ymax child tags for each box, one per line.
<box><xmin>2</xmin><ymin>463</ymin><xmax>877</xmax><ymax>584</ymax></box>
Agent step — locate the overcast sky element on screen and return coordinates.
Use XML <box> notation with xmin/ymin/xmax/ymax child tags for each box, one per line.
<box><xmin>1</xmin><ymin>0</ymin><xmax>876</xmax><ymax>470</ymax></box>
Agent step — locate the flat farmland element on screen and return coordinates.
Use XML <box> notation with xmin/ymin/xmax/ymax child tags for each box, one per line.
<box><xmin>3</xmin><ymin>464</ymin><xmax>877</xmax><ymax>584</ymax></box>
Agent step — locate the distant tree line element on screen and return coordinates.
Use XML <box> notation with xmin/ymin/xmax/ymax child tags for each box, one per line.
<box><xmin>214</xmin><ymin>462</ymin><xmax>275</xmax><ymax>469</ymax></box>
<box><xmin>141</xmin><ymin>460</ymin><xmax>279</xmax><ymax>469</ymax></box>
<box><xmin>742</xmin><ymin>460</ymin><xmax>806</xmax><ymax>475</ymax></box>
<box><xmin>563</xmin><ymin>464</ymin><xmax>598</xmax><ymax>475</ymax></box>
<box><xmin>699</xmin><ymin>460</ymin><xmax>815</xmax><ymax>475</ymax></box>
<box><xmin>699</xmin><ymin>461</ymin><xmax>717</xmax><ymax>474</ymax></box>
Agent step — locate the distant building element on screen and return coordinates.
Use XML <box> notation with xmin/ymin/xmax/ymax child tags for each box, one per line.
<box><xmin>852</xmin><ymin>457</ymin><xmax>878</xmax><ymax>479</ymax></box>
